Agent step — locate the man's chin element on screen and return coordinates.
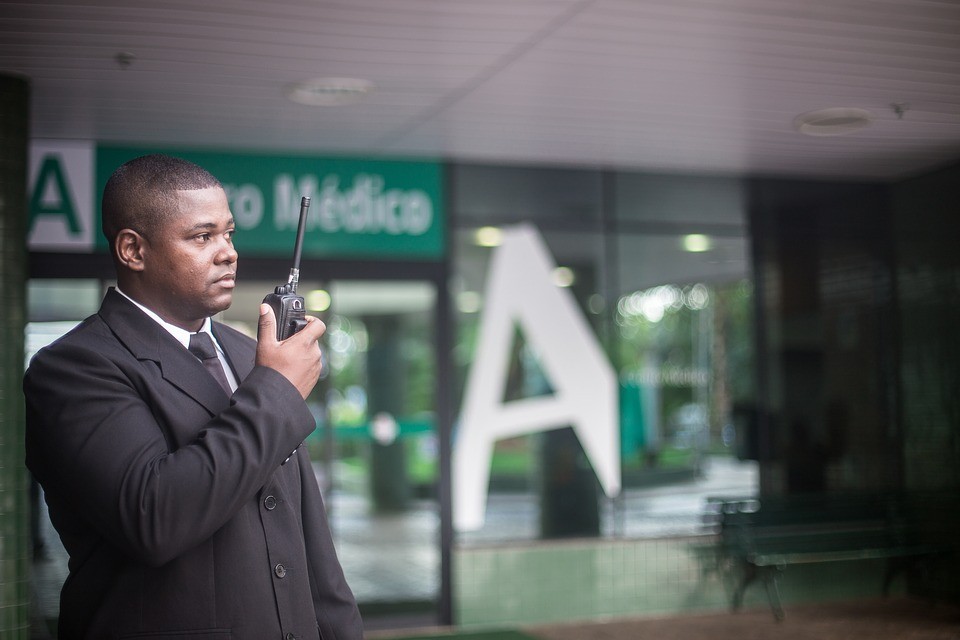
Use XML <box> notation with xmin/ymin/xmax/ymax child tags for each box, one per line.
<box><xmin>208</xmin><ymin>292</ymin><xmax>233</xmax><ymax>316</ymax></box>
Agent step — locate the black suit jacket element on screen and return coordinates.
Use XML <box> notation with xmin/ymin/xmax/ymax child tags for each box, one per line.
<box><xmin>24</xmin><ymin>289</ymin><xmax>363</xmax><ymax>640</ymax></box>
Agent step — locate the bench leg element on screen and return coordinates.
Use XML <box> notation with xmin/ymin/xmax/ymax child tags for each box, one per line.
<box><xmin>883</xmin><ymin>557</ymin><xmax>907</xmax><ymax>596</ymax></box>
<box><xmin>731</xmin><ymin>562</ymin><xmax>757</xmax><ymax>611</ymax></box>
<box><xmin>762</xmin><ymin>565</ymin><xmax>785</xmax><ymax>622</ymax></box>
<box><xmin>883</xmin><ymin>554</ymin><xmax>939</xmax><ymax>598</ymax></box>
<box><xmin>731</xmin><ymin>563</ymin><xmax>786</xmax><ymax>621</ymax></box>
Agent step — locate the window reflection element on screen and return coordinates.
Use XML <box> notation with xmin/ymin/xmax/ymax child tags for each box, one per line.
<box><xmin>453</xmin><ymin>168</ymin><xmax>758</xmax><ymax>545</ymax></box>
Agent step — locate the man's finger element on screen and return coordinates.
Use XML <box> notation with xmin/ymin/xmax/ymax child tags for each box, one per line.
<box><xmin>257</xmin><ymin>303</ymin><xmax>277</xmax><ymax>344</ymax></box>
<box><xmin>291</xmin><ymin>316</ymin><xmax>326</xmax><ymax>343</ymax></box>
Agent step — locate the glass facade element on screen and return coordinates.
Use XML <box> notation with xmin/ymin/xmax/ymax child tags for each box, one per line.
<box><xmin>748</xmin><ymin>179</ymin><xmax>899</xmax><ymax>493</ymax></box>
<box><xmin>24</xmin><ymin>161</ymin><xmax>760</xmax><ymax>629</ymax></box>
<box><xmin>20</xmin><ymin>156</ymin><xmax>960</xmax><ymax>632</ymax></box>
<box><xmin>222</xmin><ymin>279</ymin><xmax>442</xmax><ymax>618</ymax></box>
<box><xmin>452</xmin><ymin>165</ymin><xmax>756</xmax><ymax>548</ymax></box>
<box><xmin>24</xmin><ymin>280</ymin><xmax>103</xmax><ymax>633</ymax></box>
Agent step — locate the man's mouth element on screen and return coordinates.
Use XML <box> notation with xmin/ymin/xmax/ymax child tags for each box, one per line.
<box><xmin>216</xmin><ymin>272</ymin><xmax>236</xmax><ymax>287</ymax></box>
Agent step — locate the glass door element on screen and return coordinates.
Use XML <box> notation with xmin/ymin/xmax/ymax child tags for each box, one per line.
<box><xmin>316</xmin><ymin>280</ymin><xmax>440</xmax><ymax>622</ymax></box>
<box><xmin>223</xmin><ymin>277</ymin><xmax>441</xmax><ymax>626</ymax></box>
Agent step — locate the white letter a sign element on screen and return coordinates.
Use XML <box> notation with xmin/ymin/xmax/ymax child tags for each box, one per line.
<box><xmin>454</xmin><ymin>224</ymin><xmax>620</xmax><ymax>530</ymax></box>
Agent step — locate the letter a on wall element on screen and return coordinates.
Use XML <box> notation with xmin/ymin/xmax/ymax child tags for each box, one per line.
<box><xmin>454</xmin><ymin>224</ymin><xmax>620</xmax><ymax>530</ymax></box>
<box><xmin>28</xmin><ymin>140</ymin><xmax>95</xmax><ymax>251</ymax></box>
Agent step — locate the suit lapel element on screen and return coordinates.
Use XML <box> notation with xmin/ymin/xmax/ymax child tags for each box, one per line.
<box><xmin>212</xmin><ymin>322</ymin><xmax>256</xmax><ymax>383</ymax></box>
<box><xmin>99</xmin><ymin>289</ymin><xmax>231</xmax><ymax>414</ymax></box>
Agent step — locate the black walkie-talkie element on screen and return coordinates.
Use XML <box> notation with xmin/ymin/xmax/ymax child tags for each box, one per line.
<box><xmin>263</xmin><ymin>196</ymin><xmax>310</xmax><ymax>340</ymax></box>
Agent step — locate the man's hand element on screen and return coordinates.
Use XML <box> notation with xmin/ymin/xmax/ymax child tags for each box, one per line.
<box><xmin>256</xmin><ymin>304</ymin><xmax>326</xmax><ymax>399</ymax></box>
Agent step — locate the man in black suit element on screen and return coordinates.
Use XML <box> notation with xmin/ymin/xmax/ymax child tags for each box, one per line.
<box><xmin>24</xmin><ymin>154</ymin><xmax>363</xmax><ymax>639</ymax></box>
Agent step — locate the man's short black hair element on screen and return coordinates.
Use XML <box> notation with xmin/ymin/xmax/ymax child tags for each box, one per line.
<box><xmin>101</xmin><ymin>154</ymin><xmax>223</xmax><ymax>245</ymax></box>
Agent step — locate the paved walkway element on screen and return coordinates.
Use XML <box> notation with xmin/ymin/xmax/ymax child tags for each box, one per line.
<box><xmin>528</xmin><ymin>598</ymin><xmax>960</xmax><ymax>640</ymax></box>
<box><xmin>366</xmin><ymin>597</ymin><xmax>960</xmax><ymax>640</ymax></box>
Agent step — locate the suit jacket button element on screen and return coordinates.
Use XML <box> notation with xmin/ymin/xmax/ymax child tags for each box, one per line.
<box><xmin>264</xmin><ymin>495</ymin><xmax>278</xmax><ymax>510</ymax></box>
<box><xmin>274</xmin><ymin>563</ymin><xmax>286</xmax><ymax>578</ymax></box>
<box><xmin>285</xmin><ymin>634</ymin><xmax>296</xmax><ymax>640</ymax></box>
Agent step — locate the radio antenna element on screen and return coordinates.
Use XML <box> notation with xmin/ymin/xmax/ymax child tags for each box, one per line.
<box><xmin>287</xmin><ymin>196</ymin><xmax>310</xmax><ymax>293</ymax></box>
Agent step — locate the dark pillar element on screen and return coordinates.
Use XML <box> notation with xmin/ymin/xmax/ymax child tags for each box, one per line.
<box><xmin>0</xmin><ymin>73</ymin><xmax>30</xmax><ymax>639</ymax></box>
<box><xmin>538</xmin><ymin>427</ymin><xmax>601</xmax><ymax>538</ymax></box>
<box><xmin>365</xmin><ymin>314</ymin><xmax>410</xmax><ymax>512</ymax></box>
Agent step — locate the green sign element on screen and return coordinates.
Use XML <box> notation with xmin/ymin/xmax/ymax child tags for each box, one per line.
<box><xmin>96</xmin><ymin>146</ymin><xmax>444</xmax><ymax>259</ymax></box>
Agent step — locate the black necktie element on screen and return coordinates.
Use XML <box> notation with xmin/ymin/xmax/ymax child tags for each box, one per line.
<box><xmin>188</xmin><ymin>332</ymin><xmax>232</xmax><ymax>395</ymax></box>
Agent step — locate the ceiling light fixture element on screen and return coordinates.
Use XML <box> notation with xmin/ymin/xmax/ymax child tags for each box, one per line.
<box><xmin>794</xmin><ymin>107</ymin><xmax>873</xmax><ymax>137</ymax></box>
<box><xmin>285</xmin><ymin>77</ymin><xmax>375</xmax><ymax>106</ymax></box>
<box><xmin>552</xmin><ymin>267</ymin><xmax>575</xmax><ymax>288</ymax></box>
<box><xmin>474</xmin><ymin>226</ymin><xmax>503</xmax><ymax>247</ymax></box>
<box><xmin>682</xmin><ymin>234</ymin><xmax>712</xmax><ymax>253</ymax></box>
<box><xmin>306</xmin><ymin>289</ymin><xmax>332</xmax><ymax>312</ymax></box>
<box><xmin>457</xmin><ymin>291</ymin><xmax>482</xmax><ymax>314</ymax></box>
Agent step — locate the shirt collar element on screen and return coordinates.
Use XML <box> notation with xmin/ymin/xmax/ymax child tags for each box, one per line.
<box><xmin>115</xmin><ymin>287</ymin><xmax>214</xmax><ymax>351</ymax></box>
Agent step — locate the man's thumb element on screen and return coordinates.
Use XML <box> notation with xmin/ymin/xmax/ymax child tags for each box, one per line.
<box><xmin>258</xmin><ymin>303</ymin><xmax>276</xmax><ymax>343</ymax></box>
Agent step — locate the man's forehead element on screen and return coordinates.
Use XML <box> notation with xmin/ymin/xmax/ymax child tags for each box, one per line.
<box><xmin>164</xmin><ymin>188</ymin><xmax>233</xmax><ymax>228</ymax></box>
<box><xmin>171</xmin><ymin>187</ymin><xmax>229</xmax><ymax>210</ymax></box>
<box><xmin>173</xmin><ymin>185</ymin><xmax>226</xmax><ymax>200</ymax></box>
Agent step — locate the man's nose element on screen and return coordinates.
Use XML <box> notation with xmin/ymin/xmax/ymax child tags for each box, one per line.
<box><xmin>217</xmin><ymin>238</ymin><xmax>238</xmax><ymax>263</ymax></box>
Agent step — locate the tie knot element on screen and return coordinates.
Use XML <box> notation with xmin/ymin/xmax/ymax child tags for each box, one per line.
<box><xmin>188</xmin><ymin>332</ymin><xmax>218</xmax><ymax>361</ymax></box>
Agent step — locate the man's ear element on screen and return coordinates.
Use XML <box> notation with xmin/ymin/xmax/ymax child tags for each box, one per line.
<box><xmin>115</xmin><ymin>229</ymin><xmax>147</xmax><ymax>272</ymax></box>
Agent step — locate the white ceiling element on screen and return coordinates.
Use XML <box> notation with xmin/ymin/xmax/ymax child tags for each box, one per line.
<box><xmin>3</xmin><ymin>0</ymin><xmax>960</xmax><ymax>181</ymax></box>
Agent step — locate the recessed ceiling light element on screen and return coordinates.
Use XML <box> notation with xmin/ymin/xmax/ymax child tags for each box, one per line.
<box><xmin>794</xmin><ymin>107</ymin><xmax>873</xmax><ymax>136</ymax></box>
<box><xmin>474</xmin><ymin>226</ymin><xmax>502</xmax><ymax>247</ymax></box>
<box><xmin>285</xmin><ymin>77</ymin><xmax>374</xmax><ymax>106</ymax></box>
<box><xmin>306</xmin><ymin>289</ymin><xmax>331</xmax><ymax>312</ymax></box>
<box><xmin>457</xmin><ymin>291</ymin><xmax>482</xmax><ymax>314</ymax></box>
<box><xmin>682</xmin><ymin>234</ymin><xmax>711</xmax><ymax>252</ymax></box>
<box><xmin>552</xmin><ymin>267</ymin><xmax>575</xmax><ymax>287</ymax></box>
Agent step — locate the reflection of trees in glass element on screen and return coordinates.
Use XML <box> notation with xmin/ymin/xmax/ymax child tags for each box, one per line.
<box><xmin>615</xmin><ymin>280</ymin><xmax>753</xmax><ymax>458</ymax></box>
<box><xmin>452</xmin><ymin>278</ymin><xmax>754</xmax><ymax>474</ymax></box>
<box><xmin>316</xmin><ymin>310</ymin><xmax>438</xmax><ymax>486</ymax></box>
<box><xmin>324</xmin><ymin>314</ymin><xmax>366</xmax><ymax>426</ymax></box>
<box><xmin>724</xmin><ymin>280</ymin><xmax>756</xmax><ymax>410</ymax></box>
<box><xmin>323</xmin><ymin>311</ymin><xmax>435</xmax><ymax>424</ymax></box>
<box><xmin>317</xmin><ymin>308</ymin><xmax>436</xmax><ymax>487</ymax></box>
<box><xmin>453</xmin><ymin>314</ymin><xmax>479</xmax><ymax>409</ymax></box>
<box><xmin>400</xmin><ymin>311</ymin><xmax>437</xmax><ymax>416</ymax></box>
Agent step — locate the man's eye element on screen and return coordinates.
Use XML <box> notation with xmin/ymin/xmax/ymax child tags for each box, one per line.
<box><xmin>195</xmin><ymin>233</ymin><xmax>211</xmax><ymax>243</ymax></box>
<box><xmin>225</xmin><ymin>229</ymin><xmax>236</xmax><ymax>241</ymax></box>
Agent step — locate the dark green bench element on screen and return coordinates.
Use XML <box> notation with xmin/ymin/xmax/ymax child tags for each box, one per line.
<box><xmin>705</xmin><ymin>493</ymin><xmax>947</xmax><ymax>621</ymax></box>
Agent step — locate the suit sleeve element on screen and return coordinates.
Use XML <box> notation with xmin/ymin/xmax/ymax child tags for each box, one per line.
<box><xmin>24</xmin><ymin>338</ymin><xmax>315</xmax><ymax>568</ymax></box>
